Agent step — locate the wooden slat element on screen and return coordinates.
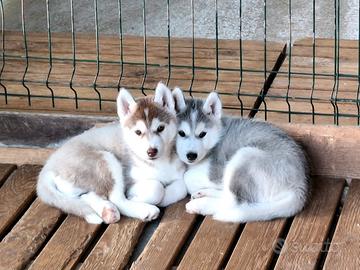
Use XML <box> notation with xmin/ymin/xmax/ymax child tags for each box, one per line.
<box><xmin>0</xmin><ymin>165</ymin><xmax>40</xmax><ymax>238</ymax></box>
<box><xmin>0</xmin><ymin>199</ymin><xmax>63</xmax><ymax>270</ymax></box>
<box><xmin>131</xmin><ymin>199</ymin><xmax>197</xmax><ymax>270</ymax></box>
<box><xmin>274</xmin><ymin>178</ymin><xmax>345</xmax><ymax>270</ymax></box>
<box><xmin>0</xmin><ymin>147</ymin><xmax>54</xmax><ymax>165</ymax></box>
<box><xmin>80</xmin><ymin>218</ymin><xmax>144</xmax><ymax>270</ymax></box>
<box><xmin>177</xmin><ymin>217</ymin><xmax>240</xmax><ymax>270</ymax></box>
<box><xmin>225</xmin><ymin>219</ymin><xmax>287</xmax><ymax>270</ymax></box>
<box><xmin>29</xmin><ymin>215</ymin><xmax>100</xmax><ymax>270</ymax></box>
<box><xmin>277</xmin><ymin>123</ymin><xmax>360</xmax><ymax>179</ymax></box>
<box><xmin>323</xmin><ymin>180</ymin><xmax>360</xmax><ymax>269</ymax></box>
<box><xmin>0</xmin><ymin>164</ymin><xmax>16</xmax><ymax>187</ymax></box>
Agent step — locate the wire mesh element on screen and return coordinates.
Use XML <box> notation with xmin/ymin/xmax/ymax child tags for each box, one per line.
<box><xmin>0</xmin><ymin>0</ymin><xmax>359</xmax><ymax>125</ymax></box>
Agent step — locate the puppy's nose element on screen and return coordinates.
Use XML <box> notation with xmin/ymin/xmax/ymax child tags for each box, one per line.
<box><xmin>186</xmin><ymin>152</ymin><xmax>198</xmax><ymax>161</ymax></box>
<box><xmin>147</xmin><ymin>148</ymin><xmax>158</xmax><ymax>158</ymax></box>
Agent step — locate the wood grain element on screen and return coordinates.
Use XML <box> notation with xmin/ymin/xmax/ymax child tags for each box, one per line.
<box><xmin>0</xmin><ymin>165</ymin><xmax>40</xmax><ymax>238</ymax></box>
<box><xmin>0</xmin><ymin>199</ymin><xmax>63</xmax><ymax>270</ymax></box>
<box><xmin>29</xmin><ymin>215</ymin><xmax>100</xmax><ymax>270</ymax></box>
<box><xmin>80</xmin><ymin>218</ymin><xmax>145</xmax><ymax>270</ymax></box>
<box><xmin>277</xmin><ymin>123</ymin><xmax>360</xmax><ymax>179</ymax></box>
<box><xmin>274</xmin><ymin>178</ymin><xmax>345</xmax><ymax>270</ymax></box>
<box><xmin>225</xmin><ymin>219</ymin><xmax>287</xmax><ymax>270</ymax></box>
<box><xmin>131</xmin><ymin>199</ymin><xmax>197</xmax><ymax>270</ymax></box>
<box><xmin>0</xmin><ymin>164</ymin><xmax>16</xmax><ymax>187</ymax></box>
<box><xmin>323</xmin><ymin>180</ymin><xmax>360</xmax><ymax>270</ymax></box>
<box><xmin>177</xmin><ymin>216</ymin><xmax>240</xmax><ymax>270</ymax></box>
<box><xmin>0</xmin><ymin>147</ymin><xmax>54</xmax><ymax>165</ymax></box>
<box><xmin>0</xmin><ymin>31</ymin><xmax>284</xmax><ymax>115</ymax></box>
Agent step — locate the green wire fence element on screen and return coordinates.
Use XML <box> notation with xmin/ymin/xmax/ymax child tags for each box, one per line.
<box><xmin>0</xmin><ymin>0</ymin><xmax>359</xmax><ymax>125</ymax></box>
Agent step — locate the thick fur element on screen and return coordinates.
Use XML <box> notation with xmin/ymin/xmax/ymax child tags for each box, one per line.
<box><xmin>173</xmin><ymin>88</ymin><xmax>309</xmax><ymax>223</ymax></box>
<box><xmin>37</xmin><ymin>82</ymin><xmax>186</xmax><ymax>224</ymax></box>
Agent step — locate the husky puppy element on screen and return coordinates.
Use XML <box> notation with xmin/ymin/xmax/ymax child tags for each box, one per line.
<box><xmin>172</xmin><ymin>88</ymin><xmax>309</xmax><ymax>223</ymax></box>
<box><xmin>37</xmin><ymin>83</ymin><xmax>187</xmax><ymax>224</ymax></box>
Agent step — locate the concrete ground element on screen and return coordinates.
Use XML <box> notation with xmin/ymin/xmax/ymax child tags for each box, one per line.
<box><xmin>2</xmin><ymin>0</ymin><xmax>359</xmax><ymax>42</ymax></box>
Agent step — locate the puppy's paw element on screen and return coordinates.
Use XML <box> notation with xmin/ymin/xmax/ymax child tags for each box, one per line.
<box><xmin>191</xmin><ymin>190</ymin><xmax>207</xmax><ymax>200</ymax></box>
<box><xmin>101</xmin><ymin>203</ymin><xmax>121</xmax><ymax>224</ymax></box>
<box><xmin>186</xmin><ymin>199</ymin><xmax>204</xmax><ymax>215</ymax></box>
<box><xmin>140</xmin><ymin>205</ymin><xmax>160</xmax><ymax>221</ymax></box>
<box><xmin>85</xmin><ymin>213</ymin><xmax>104</xmax><ymax>224</ymax></box>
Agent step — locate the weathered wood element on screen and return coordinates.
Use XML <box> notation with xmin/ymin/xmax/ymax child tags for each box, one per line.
<box><xmin>277</xmin><ymin>123</ymin><xmax>360</xmax><ymax>179</ymax></box>
<box><xmin>0</xmin><ymin>199</ymin><xmax>63</xmax><ymax>270</ymax></box>
<box><xmin>0</xmin><ymin>165</ymin><xmax>40</xmax><ymax>238</ymax></box>
<box><xmin>29</xmin><ymin>215</ymin><xmax>100</xmax><ymax>270</ymax></box>
<box><xmin>0</xmin><ymin>147</ymin><xmax>54</xmax><ymax>165</ymax></box>
<box><xmin>225</xmin><ymin>219</ymin><xmax>287</xmax><ymax>270</ymax></box>
<box><xmin>256</xmin><ymin>38</ymin><xmax>359</xmax><ymax>125</ymax></box>
<box><xmin>323</xmin><ymin>180</ymin><xmax>360</xmax><ymax>270</ymax></box>
<box><xmin>0</xmin><ymin>31</ymin><xmax>284</xmax><ymax>115</ymax></box>
<box><xmin>131</xmin><ymin>199</ymin><xmax>197</xmax><ymax>270</ymax></box>
<box><xmin>178</xmin><ymin>216</ymin><xmax>240</xmax><ymax>270</ymax></box>
<box><xmin>274</xmin><ymin>178</ymin><xmax>345</xmax><ymax>270</ymax></box>
<box><xmin>80</xmin><ymin>218</ymin><xmax>145</xmax><ymax>270</ymax></box>
<box><xmin>0</xmin><ymin>164</ymin><xmax>16</xmax><ymax>187</ymax></box>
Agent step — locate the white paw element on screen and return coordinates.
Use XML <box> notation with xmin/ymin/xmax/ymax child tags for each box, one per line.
<box><xmin>212</xmin><ymin>210</ymin><xmax>244</xmax><ymax>223</ymax></box>
<box><xmin>185</xmin><ymin>200</ymin><xmax>207</xmax><ymax>215</ymax></box>
<box><xmin>101</xmin><ymin>203</ymin><xmax>121</xmax><ymax>224</ymax></box>
<box><xmin>85</xmin><ymin>213</ymin><xmax>104</xmax><ymax>224</ymax></box>
<box><xmin>139</xmin><ymin>205</ymin><xmax>160</xmax><ymax>221</ymax></box>
<box><xmin>191</xmin><ymin>190</ymin><xmax>207</xmax><ymax>199</ymax></box>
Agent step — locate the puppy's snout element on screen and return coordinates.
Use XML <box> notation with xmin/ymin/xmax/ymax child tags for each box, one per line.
<box><xmin>147</xmin><ymin>148</ymin><xmax>158</xmax><ymax>158</ymax></box>
<box><xmin>186</xmin><ymin>152</ymin><xmax>198</xmax><ymax>162</ymax></box>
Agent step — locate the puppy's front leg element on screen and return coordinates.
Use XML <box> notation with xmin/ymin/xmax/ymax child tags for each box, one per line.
<box><xmin>158</xmin><ymin>179</ymin><xmax>187</xmax><ymax>207</ymax></box>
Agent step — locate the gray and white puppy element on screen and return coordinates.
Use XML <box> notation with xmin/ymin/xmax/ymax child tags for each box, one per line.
<box><xmin>37</xmin><ymin>83</ymin><xmax>186</xmax><ymax>224</ymax></box>
<box><xmin>172</xmin><ymin>88</ymin><xmax>309</xmax><ymax>222</ymax></box>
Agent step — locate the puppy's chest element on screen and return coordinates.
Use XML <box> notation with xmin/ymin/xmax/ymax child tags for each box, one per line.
<box><xmin>184</xmin><ymin>160</ymin><xmax>221</xmax><ymax>194</ymax></box>
<box><xmin>130</xmin><ymin>159</ymin><xmax>184</xmax><ymax>186</ymax></box>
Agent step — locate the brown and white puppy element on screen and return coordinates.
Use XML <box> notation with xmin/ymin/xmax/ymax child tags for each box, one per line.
<box><xmin>37</xmin><ymin>83</ymin><xmax>186</xmax><ymax>224</ymax></box>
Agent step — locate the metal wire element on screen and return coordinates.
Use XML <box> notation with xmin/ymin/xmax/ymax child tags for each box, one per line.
<box><xmin>69</xmin><ymin>0</ymin><xmax>79</xmax><ymax>109</ymax></box>
<box><xmin>285</xmin><ymin>0</ymin><xmax>292</xmax><ymax>123</ymax></box>
<box><xmin>93</xmin><ymin>0</ymin><xmax>102</xmax><ymax>109</ymax></box>
<box><xmin>237</xmin><ymin>0</ymin><xmax>244</xmax><ymax>116</ymax></box>
<box><xmin>309</xmin><ymin>0</ymin><xmax>316</xmax><ymax>124</ymax></box>
<box><xmin>165</xmin><ymin>0</ymin><xmax>171</xmax><ymax>86</ymax></box>
<box><xmin>0</xmin><ymin>0</ymin><xmax>6</xmax><ymax>104</ymax></box>
<box><xmin>188</xmin><ymin>0</ymin><xmax>195</xmax><ymax>97</ymax></box>
<box><xmin>117</xmin><ymin>0</ymin><xmax>124</xmax><ymax>91</ymax></box>
<box><xmin>140</xmin><ymin>0</ymin><xmax>148</xmax><ymax>96</ymax></box>
<box><xmin>21</xmin><ymin>0</ymin><xmax>31</xmax><ymax>106</ymax></box>
<box><xmin>45</xmin><ymin>0</ymin><xmax>55</xmax><ymax>107</ymax></box>
<box><xmin>214</xmin><ymin>0</ymin><xmax>219</xmax><ymax>90</ymax></box>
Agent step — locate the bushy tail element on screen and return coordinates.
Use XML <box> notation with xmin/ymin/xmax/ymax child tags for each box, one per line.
<box><xmin>37</xmin><ymin>169</ymin><xmax>94</xmax><ymax>217</ymax></box>
<box><xmin>214</xmin><ymin>192</ymin><xmax>304</xmax><ymax>223</ymax></box>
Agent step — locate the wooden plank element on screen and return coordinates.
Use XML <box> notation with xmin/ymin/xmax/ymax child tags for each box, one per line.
<box><xmin>323</xmin><ymin>180</ymin><xmax>360</xmax><ymax>269</ymax></box>
<box><xmin>0</xmin><ymin>164</ymin><xmax>16</xmax><ymax>187</ymax></box>
<box><xmin>80</xmin><ymin>218</ymin><xmax>145</xmax><ymax>270</ymax></box>
<box><xmin>0</xmin><ymin>199</ymin><xmax>63</xmax><ymax>270</ymax></box>
<box><xmin>274</xmin><ymin>178</ymin><xmax>344</xmax><ymax>270</ymax></box>
<box><xmin>277</xmin><ymin>123</ymin><xmax>360</xmax><ymax>179</ymax></box>
<box><xmin>29</xmin><ymin>215</ymin><xmax>100</xmax><ymax>270</ymax></box>
<box><xmin>177</xmin><ymin>217</ymin><xmax>240</xmax><ymax>270</ymax></box>
<box><xmin>0</xmin><ymin>147</ymin><xmax>54</xmax><ymax>165</ymax></box>
<box><xmin>0</xmin><ymin>165</ymin><xmax>40</xmax><ymax>238</ymax></box>
<box><xmin>225</xmin><ymin>219</ymin><xmax>287</xmax><ymax>270</ymax></box>
<box><xmin>131</xmin><ymin>199</ymin><xmax>197</xmax><ymax>270</ymax></box>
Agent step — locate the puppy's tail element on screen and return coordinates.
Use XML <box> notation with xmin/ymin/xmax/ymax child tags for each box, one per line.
<box><xmin>37</xmin><ymin>169</ymin><xmax>94</xmax><ymax>217</ymax></box>
<box><xmin>214</xmin><ymin>191</ymin><xmax>305</xmax><ymax>223</ymax></box>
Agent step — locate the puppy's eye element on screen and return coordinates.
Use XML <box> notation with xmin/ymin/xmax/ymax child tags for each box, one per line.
<box><xmin>135</xmin><ymin>130</ymin><xmax>142</xmax><ymax>136</ymax></box>
<box><xmin>199</xmin><ymin>131</ymin><xmax>207</xmax><ymax>138</ymax></box>
<box><xmin>178</xmin><ymin>130</ymin><xmax>186</xmax><ymax>137</ymax></box>
<box><xmin>157</xmin><ymin>125</ymin><xmax>165</xmax><ymax>133</ymax></box>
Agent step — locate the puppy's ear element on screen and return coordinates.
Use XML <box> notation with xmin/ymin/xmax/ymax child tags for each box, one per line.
<box><xmin>117</xmin><ymin>88</ymin><xmax>136</xmax><ymax>120</ymax></box>
<box><xmin>172</xmin><ymin>87</ymin><xmax>186</xmax><ymax>113</ymax></box>
<box><xmin>154</xmin><ymin>82</ymin><xmax>175</xmax><ymax>114</ymax></box>
<box><xmin>203</xmin><ymin>92</ymin><xmax>222</xmax><ymax>120</ymax></box>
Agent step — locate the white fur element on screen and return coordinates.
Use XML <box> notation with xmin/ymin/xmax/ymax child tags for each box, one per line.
<box><xmin>38</xmin><ymin>85</ymin><xmax>186</xmax><ymax>224</ymax></box>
